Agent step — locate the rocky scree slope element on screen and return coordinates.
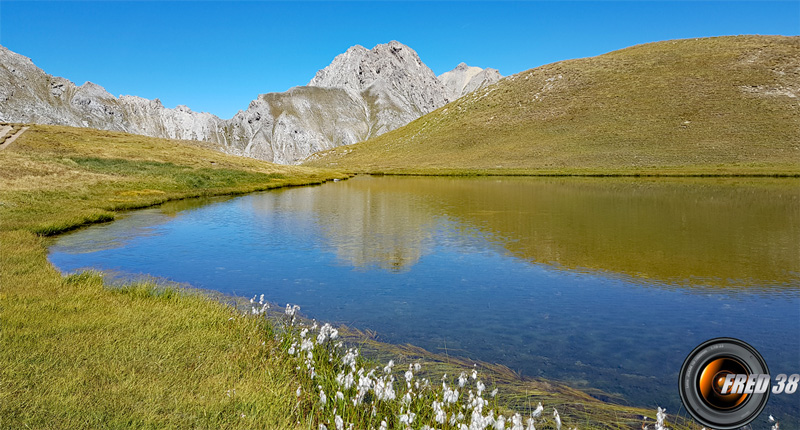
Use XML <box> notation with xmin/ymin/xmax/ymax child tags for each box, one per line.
<box><xmin>0</xmin><ymin>42</ymin><xmax>501</xmax><ymax>164</ymax></box>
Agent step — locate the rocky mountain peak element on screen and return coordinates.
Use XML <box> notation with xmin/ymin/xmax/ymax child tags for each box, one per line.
<box><xmin>1</xmin><ymin>42</ymin><xmax>500</xmax><ymax>165</ymax></box>
<box><xmin>77</xmin><ymin>81</ymin><xmax>114</xmax><ymax>99</ymax></box>
<box><xmin>438</xmin><ymin>63</ymin><xmax>503</xmax><ymax>101</ymax></box>
<box><xmin>307</xmin><ymin>41</ymin><xmax>448</xmax><ymax>114</ymax></box>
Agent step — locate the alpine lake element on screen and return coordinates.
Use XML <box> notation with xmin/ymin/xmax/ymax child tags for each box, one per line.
<box><xmin>48</xmin><ymin>175</ymin><xmax>800</xmax><ymax>425</ymax></box>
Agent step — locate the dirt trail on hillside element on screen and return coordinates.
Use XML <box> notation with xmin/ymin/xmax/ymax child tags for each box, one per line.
<box><xmin>0</xmin><ymin>126</ymin><xmax>29</xmax><ymax>150</ymax></box>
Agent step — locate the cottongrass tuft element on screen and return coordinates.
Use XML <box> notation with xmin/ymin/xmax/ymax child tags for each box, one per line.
<box><xmin>554</xmin><ymin>408</ymin><xmax>562</xmax><ymax>430</ymax></box>
<box><xmin>642</xmin><ymin>407</ymin><xmax>670</xmax><ymax>430</ymax></box>
<box><xmin>256</xmin><ymin>300</ymin><xmax>674</xmax><ymax>430</ymax></box>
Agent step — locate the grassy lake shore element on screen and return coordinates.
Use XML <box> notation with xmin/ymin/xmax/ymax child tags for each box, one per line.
<box><xmin>1</xmin><ymin>125</ymin><xmax>691</xmax><ymax>429</ymax></box>
<box><xmin>0</xmin><ymin>124</ymin><xmax>345</xmax><ymax>428</ymax></box>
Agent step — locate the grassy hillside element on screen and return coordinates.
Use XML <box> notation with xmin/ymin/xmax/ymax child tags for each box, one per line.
<box><xmin>306</xmin><ymin>36</ymin><xmax>800</xmax><ymax>175</ymax></box>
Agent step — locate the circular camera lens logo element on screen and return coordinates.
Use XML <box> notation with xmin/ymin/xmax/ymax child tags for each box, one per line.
<box><xmin>679</xmin><ymin>338</ymin><xmax>770</xmax><ymax>429</ymax></box>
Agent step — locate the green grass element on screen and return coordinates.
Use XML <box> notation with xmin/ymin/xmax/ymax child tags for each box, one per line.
<box><xmin>0</xmin><ymin>124</ymin><xmax>346</xmax><ymax>428</ymax></box>
<box><xmin>305</xmin><ymin>35</ymin><xmax>800</xmax><ymax>175</ymax></box>
<box><xmin>1</xmin><ymin>237</ymin><xmax>303</xmax><ymax>428</ymax></box>
<box><xmin>0</xmin><ymin>125</ymin><xmax>346</xmax><ymax>235</ymax></box>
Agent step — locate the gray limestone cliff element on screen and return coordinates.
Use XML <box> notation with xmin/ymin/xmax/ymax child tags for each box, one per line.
<box><xmin>438</xmin><ymin>62</ymin><xmax>503</xmax><ymax>101</ymax></box>
<box><xmin>0</xmin><ymin>43</ymin><xmax>501</xmax><ymax>164</ymax></box>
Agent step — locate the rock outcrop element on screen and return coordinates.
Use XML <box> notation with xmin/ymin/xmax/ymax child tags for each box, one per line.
<box><xmin>438</xmin><ymin>62</ymin><xmax>503</xmax><ymax>101</ymax></box>
<box><xmin>0</xmin><ymin>46</ymin><xmax>228</xmax><ymax>144</ymax></box>
<box><xmin>0</xmin><ymin>43</ymin><xmax>501</xmax><ymax>164</ymax></box>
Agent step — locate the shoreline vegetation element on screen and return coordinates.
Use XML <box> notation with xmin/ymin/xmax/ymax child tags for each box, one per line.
<box><xmin>1</xmin><ymin>125</ymin><xmax>692</xmax><ymax>429</ymax></box>
<box><xmin>354</xmin><ymin>169</ymin><xmax>800</xmax><ymax>177</ymax></box>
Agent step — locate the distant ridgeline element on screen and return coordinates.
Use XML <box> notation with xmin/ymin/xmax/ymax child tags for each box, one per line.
<box><xmin>0</xmin><ymin>42</ymin><xmax>500</xmax><ymax>165</ymax></box>
<box><xmin>306</xmin><ymin>36</ymin><xmax>800</xmax><ymax>175</ymax></box>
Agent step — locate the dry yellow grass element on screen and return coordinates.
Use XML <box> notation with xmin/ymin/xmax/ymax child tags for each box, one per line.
<box><xmin>306</xmin><ymin>36</ymin><xmax>800</xmax><ymax>175</ymax></box>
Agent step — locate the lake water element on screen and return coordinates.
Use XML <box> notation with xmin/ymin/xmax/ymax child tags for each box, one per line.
<box><xmin>48</xmin><ymin>176</ymin><xmax>800</xmax><ymax>423</ymax></box>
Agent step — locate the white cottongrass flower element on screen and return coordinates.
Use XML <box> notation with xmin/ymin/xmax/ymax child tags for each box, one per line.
<box><xmin>477</xmin><ymin>380</ymin><xmax>486</xmax><ymax>396</ymax></box>
<box><xmin>485</xmin><ymin>410</ymin><xmax>497</xmax><ymax>427</ymax></box>
<box><xmin>317</xmin><ymin>323</ymin><xmax>338</xmax><ymax>344</ymax></box>
<box><xmin>655</xmin><ymin>407</ymin><xmax>668</xmax><ymax>430</ymax></box>
<box><xmin>384</xmin><ymin>360</ymin><xmax>395</xmax><ymax>374</ymax></box>
<box><xmin>402</xmin><ymin>390</ymin><xmax>413</xmax><ymax>405</ymax></box>
<box><xmin>375</xmin><ymin>376</ymin><xmax>396</xmax><ymax>401</ymax></box>
<box><xmin>342</xmin><ymin>349</ymin><xmax>358</xmax><ymax>369</ymax></box>
<box><xmin>490</xmin><ymin>388</ymin><xmax>498</xmax><ymax>398</ymax></box>
<box><xmin>343</xmin><ymin>372</ymin><xmax>355</xmax><ymax>390</ymax></box>
<box><xmin>494</xmin><ymin>415</ymin><xmax>506</xmax><ymax>430</ymax></box>
<box><xmin>250</xmin><ymin>298</ymin><xmax>269</xmax><ymax>315</ymax></box>
<box><xmin>319</xmin><ymin>388</ymin><xmax>327</xmax><ymax>405</ymax></box>
<box><xmin>284</xmin><ymin>304</ymin><xmax>300</xmax><ymax>323</ymax></box>
<box><xmin>300</xmin><ymin>328</ymin><xmax>309</xmax><ymax>338</ymax></box>
<box><xmin>405</xmin><ymin>365</ymin><xmax>414</xmax><ymax>382</ymax></box>
<box><xmin>511</xmin><ymin>413</ymin><xmax>524</xmax><ymax>430</ymax></box>
<box><xmin>336</xmin><ymin>391</ymin><xmax>344</xmax><ymax>400</ymax></box>
<box><xmin>399</xmin><ymin>411</ymin><xmax>416</xmax><ymax>425</ymax></box>
<box><xmin>285</xmin><ymin>303</ymin><xmax>295</xmax><ymax>316</ymax></box>
<box><xmin>531</xmin><ymin>402</ymin><xmax>543</xmax><ymax>418</ymax></box>
<box><xmin>300</xmin><ymin>338</ymin><xmax>314</xmax><ymax>352</ymax></box>
<box><xmin>433</xmin><ymin>400</ymin><xmax>446</xmax><ymax>424</ymax></box>
<box><xmin>525</xmin><ymin>417</ymin><xmax>536</xmax><ymax>430</ymax></box>
<box><xmin>354</xmin><ymin>370</ymin><xmax>373</xmax><ymax>404</ymax></box>
<box><xmin>554</xmin><ymin>408</ymin><xmax>562</xmax><ymax>430</ymax></box>
<box><xmin>458</xmin><ymin>372</ymin><xmax>468</xmax><ymax>387</ymax></box>
<box><xmin>471</xmin><ymin>369</ymin><xmax>478</xmax><ymax>380</ymax></box>
<box><xmin>319</xmin><ymin>424</ymin><xmax>328</xmax><ymax>430</ymax></box>
<box><xmin>414</xmin><ymin>362</ymin><xmax>422</xmax><ymax>372</ymax></box>
<box><xmin>335</xmin><ymin>415</ymin><xmax>344</xmax><ymax>430</ymax></box>
<box><xmin>296</xmin><ymin>386</ymin><xmax>302</xmax><ymax>397</ymax></box>
<box><xmin>769</xmin><ymin>416</ymin><xmax>779</xmax><ymax>430</ymax></box>
<box><xmin>470</xmin><ymin>408</ymin><xmax>491</xmax><ymax>430</ymax></box>
<box><xmin>379</xmin><ymin>420</ymin><xmax>388</xmax><ymax>430</ymax></box>
<box><xmin>443</xmin><ymin>382</ymin><xmax>459</xmax><ymax>404</ymax></box>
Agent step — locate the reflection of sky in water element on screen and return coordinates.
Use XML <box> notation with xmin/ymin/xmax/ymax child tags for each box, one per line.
<box><xmin>48</xmin><ymin>177</ymin><xmax>800</xmax><ymax>425</ymax></box>
<box><xmin>50</xmin><ymin>208</ymin><xmax>173</xmax><ymax>254</ymax></box>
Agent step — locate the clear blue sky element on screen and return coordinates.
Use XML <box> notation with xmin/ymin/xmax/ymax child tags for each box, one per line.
<box><xmin>2</xmin><ymin>1</ymin><xmax>797</xmax><ymax>118</ymax></box>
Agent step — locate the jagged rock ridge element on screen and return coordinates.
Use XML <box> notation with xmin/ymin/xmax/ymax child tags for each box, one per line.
<box><xmin>0</xmin><ymin>43</ymin><xmax>501</xmax><ymax>164</ymax></box>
